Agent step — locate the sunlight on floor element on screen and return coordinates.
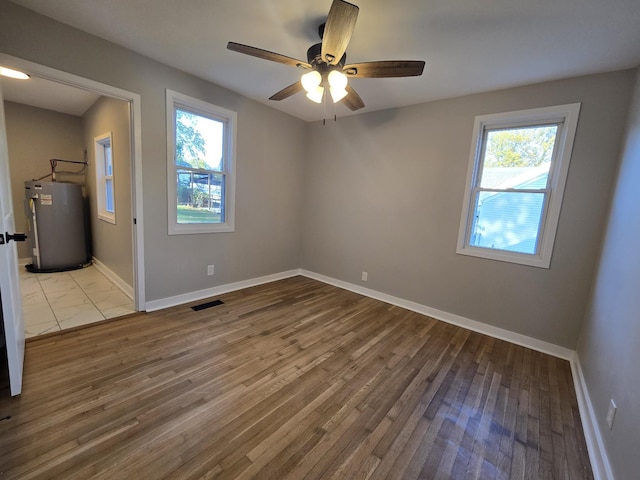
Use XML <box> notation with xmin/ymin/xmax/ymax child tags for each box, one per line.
<box><xmin>19</xmin><ymin>264</ymin><xmax>135</xmax><ymax>338</ymax></box>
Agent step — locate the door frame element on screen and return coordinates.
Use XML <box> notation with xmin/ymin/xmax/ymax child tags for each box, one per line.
<box><xmin>0</xmin><ymin>53</ymin><xmax>146</xmax><ymax>310</ymax></box>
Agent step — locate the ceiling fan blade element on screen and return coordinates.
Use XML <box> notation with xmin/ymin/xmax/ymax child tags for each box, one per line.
<box><xmin>343</xmin><ymin>61</ymin><xmax>425</xmax><ymax>78</ymax></box>
<box><xmin>321</xmin><ymin>0</ymin><xmax>359</xmax><ymax>65</ymax></box>
<box><xmin>227</xmin><ymin>42</ymin><xmax>311</xmax><ymax>69</ymax></box>
<box><xmin>269</xmin><ymin>82</ymin><xmax>304</xmax><ymax>101</ymax></box>
<box><xmin>341</xmin><ymin>85</ymin><xmax>365</xmax><ymax>111</ymax></box>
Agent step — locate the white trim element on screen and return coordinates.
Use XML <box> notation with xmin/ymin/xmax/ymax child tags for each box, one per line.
<box><xmin>92</xmin><ymin>257</ymin><xmax>134</xmax><ymax>300</ymax></box>
<box><xmin>456</xmin><ymin>103</ymin><xmax>581</xmax><ymax>268</ymax></box>
<box><xmin>0</xmin><ymin>52</ymin><xmax>146</xmax><ymax>310</ymax></box>
<box><xmin>145</xmin><ymin>266</ymin><xmax>575</xmax><ymax>358</ymax></box>
<box><xmin>165</xmin><ymin>89</ymin><xmax>237</xmax><ymax>235</ymax></box>
<box><xmin>145</xmin><ymin>265</ymin><xmax>572</xmax><ymax>360</ymax></box>
<box><xmin>571</xmin><ymin>353</ymin><xmax>615</xmax><ymax>480</ymax></box>
<box><xmin>300</xmin><ymin>269</ymin><xmax>574</xmax><ymax>360</ymax></box>
<box><xmin>144</xmin><ymin>269</ymin><xmax>300</xmax><ymax>312</ymax></box>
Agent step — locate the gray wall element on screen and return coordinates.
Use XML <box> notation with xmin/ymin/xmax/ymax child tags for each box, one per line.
<box><xmin>301</xmin><ymin>71</ymin><xmax>634</xmax><ymax>349</ymax></box>
<box><xmin>0</xmin><ymin>0</ymin><xmax>306</xmax><ymax>302</ymax></box>
<box><xmin>4</xmin><ymin>101</ymin><xmax>85</xmax><ymax>259</ymax></box>
<box><xmin>82</xmin><ymin>96</ymin><xmax>133</xmax><ymax>286</ymax></box>
<box><xmin>577</xmin><ymin>69</ymin><xmax>640</xmax><ymax>479</ymax></box>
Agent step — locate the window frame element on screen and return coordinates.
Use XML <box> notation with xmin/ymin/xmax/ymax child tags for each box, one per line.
<box><xmin>94</xmin><ymin>131</ymin><xmax>116</xmax><ymax>224</ymax></box>
<box><xmin>456</xmin><ymin>103</ymin><xmax>581</xmax><ymax>268</ymax></box>
<box><xmin>166</xmin><ymin>89</ymin><xmax>236</xmax><ymax>235</ymax></box>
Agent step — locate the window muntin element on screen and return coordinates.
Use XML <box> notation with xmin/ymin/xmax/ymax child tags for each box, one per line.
<box><xmin>457</xmin><ymin>104</ymin><xmax>581</xmax><ymax>268</ymax></box>
<box><xmin>95</xmin><ymin>132</ymin><xmax>115</xmax><ymax>224</ymax></box>
<box><xmin>166</xmin><ymin>90</ymin><xmax>236</xmax><ymax>234</ymax></box>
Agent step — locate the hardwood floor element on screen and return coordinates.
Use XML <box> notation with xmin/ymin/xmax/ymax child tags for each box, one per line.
<box><xmin>0</xmin><ymin>276</ymin><xmax>593</xmax><ymax>479</ymax></box>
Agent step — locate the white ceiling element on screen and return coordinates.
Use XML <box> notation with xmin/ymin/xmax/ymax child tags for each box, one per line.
<box><xmin>2</xmin><ymin>75</ymin><xmax>100</xmax><ymax>116</ymax></box>
<box><xmin>6</xmin><ymin>0</ymin><xmax>640</xmax><ymax>122</ymax></box>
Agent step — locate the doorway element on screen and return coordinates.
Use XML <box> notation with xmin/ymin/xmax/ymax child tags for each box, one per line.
<box><xmin>0</xmin><ymin>53</ymin><xmax>145</xmax><ymax>321</ymax></box>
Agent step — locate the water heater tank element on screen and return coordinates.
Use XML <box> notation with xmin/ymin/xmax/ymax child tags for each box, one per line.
<box><xmin>24</xmin><ymin>181</ymin><xmax>90</xmax><ymax>272</ymax></box>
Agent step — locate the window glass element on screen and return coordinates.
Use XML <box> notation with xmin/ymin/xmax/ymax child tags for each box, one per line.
<box><xmin>457</xmin><ymin>104</ymin><xmax>581</xmax><ymax>268</ymax></box>
<box><xmin>470</xmin><ymin>125</ymin><xmax>559</xmax><ymax>255</ymax></box>
<box><xmin>94</xmin><ymin>132</ymin><xmax>115</xmax><ymax>224</ymax></box>
<box><xmin>174</xmin><ymin>109</ymin><xmax>225</xmax><ymax>225</ymax></box>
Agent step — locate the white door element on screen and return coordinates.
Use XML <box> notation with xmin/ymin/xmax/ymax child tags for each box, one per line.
<box><xmin>0</xmin><ymin>80</ymin><xmax>25</xmax><ymax>396</ymax></box>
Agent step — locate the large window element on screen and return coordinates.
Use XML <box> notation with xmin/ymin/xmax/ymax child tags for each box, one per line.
<box><xmin>166</xmin><ymin>90</ymin><xmax>236</xmax><ymax>234</ymax></box>
<box><xmin>95</xmin><ymin>132</ymin><xmax>115</xmax><ymax>224</ymax></box>
<box><xmin>457</xmin><ymin>104</ymin><xmax>580</xmax><ymax>268</ymax></box>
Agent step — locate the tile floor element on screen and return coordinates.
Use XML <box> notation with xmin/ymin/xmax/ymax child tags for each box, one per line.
<box><xmin>20</xmin><ymin>264</ymin><xmax>136</xmax><ymax>338</ymax></box>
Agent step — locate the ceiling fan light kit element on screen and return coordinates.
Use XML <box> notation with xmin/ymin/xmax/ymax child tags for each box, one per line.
<box><xmin>227</xmin><ymin>0</ymin><xmax>425</xmax><ymax>115</ymax></box>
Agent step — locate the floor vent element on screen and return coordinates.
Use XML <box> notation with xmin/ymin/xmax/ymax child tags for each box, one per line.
<box><xmin>191</xmin><ymin>299</ymin><xmax>225</xmax><ymax>311</ymax></box>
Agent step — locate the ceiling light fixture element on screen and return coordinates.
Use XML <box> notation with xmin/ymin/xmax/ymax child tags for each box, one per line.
<box><xmin>0</xmin><ymin>66</ymin><xmax>30</xmax><ymax>80</ymax></box>
<box><xmin>301</xmin><ymin>70</ymin><xmax>324</xmax><ymax>103</ymax></box>
<box><xmin>300</xmin><ymin>68</ymin><xmax>348</xmax><ymax>104</ymax></box>
<box><xmin>328</xmin><ymin>70</ymin><xmax>348</xmax><ymax>103</ymax></box>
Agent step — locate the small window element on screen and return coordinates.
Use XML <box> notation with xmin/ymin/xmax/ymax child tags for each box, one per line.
<box><xmin>95</xmin><ymin>132</ymin><xmax>115</xmax><ymax>224</ymax></box>
<box><xmin>166</xmin><ymin>89</ymin><xmax>236</xmax><ymax>234</ymax></box>
<box><xmin>457</xmin><ymin>104</ymin><xmax>580</xmax><ymax>268</ymax></box>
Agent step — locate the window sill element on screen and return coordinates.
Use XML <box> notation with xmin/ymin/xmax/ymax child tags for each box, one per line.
<box><xmin>168</xmin><ymin>222</ymin><xmax>235</xmax><ymax>235</ymax></box>
<box><xmin>98</xmin><ymin>212</ymin><xmax>116</xmax><ymax>225</ymax></box>
<box><xmin>456</xmin><ymin>245</ymin><xmax>551</xmax><ymax>269</ymax></box>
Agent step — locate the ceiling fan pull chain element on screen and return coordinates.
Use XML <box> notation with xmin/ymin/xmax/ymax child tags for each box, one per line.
<box><xmin>322</xmin><ymin>88</ymin><xmax>328</xmax><ymax>125</ymax></box>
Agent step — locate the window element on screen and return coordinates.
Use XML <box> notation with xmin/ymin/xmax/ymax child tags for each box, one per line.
<box><xmin>457</xmin><ymin>103</ymin><xmax>580</xmax><ymax>268</ymax></box>
<box><xmin>95</xmin><ymin>132</ymin><xmax>115</xmax><ymax>224</ymax></box>
<box><xmin>166</xmin><ymin>89</ymin><xmax>236</xmax><ymax>234</ymax></box>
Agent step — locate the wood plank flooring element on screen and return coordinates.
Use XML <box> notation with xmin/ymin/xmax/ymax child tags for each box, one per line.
<box><xmin>0</xmin><ymin>276</ymin><xmax>593</xmax><ymax>479</ymax></box>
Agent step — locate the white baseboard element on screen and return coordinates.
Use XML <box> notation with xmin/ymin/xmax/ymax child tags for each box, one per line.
<box><xmin>144</xmin><ymin>269</ymin><xmax>301</xmax><ymax>312</ymax></box>
<box><xmin>92</xmin><ymin>257</ymin><xmax>134</xmax><ymax>300</ymax></box>
<box><xmin>300</xmin><ymin>269</ymin><xmax>574</xmax><ymax>361</ymax></box>
<box><xmin>571</xmin><ymin>354</ymin><xmax>615</xmax><ymax>480</ymax></box>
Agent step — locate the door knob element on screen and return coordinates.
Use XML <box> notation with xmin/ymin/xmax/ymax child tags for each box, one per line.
<box><xmin>1</xmin><ymin>232</ymin><xmax>28</xmax><ymax>244</ymax></box>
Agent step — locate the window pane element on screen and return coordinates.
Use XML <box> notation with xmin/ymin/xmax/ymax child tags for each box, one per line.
<box><xmin>104</xmin><ymin>143</ymin><xmax>113</xmax><ymax>176</ymax></box>
<box><xmin>175</xmin><ymin>109</ymin><xmax>223</xmax><ymax>171</ymax></box>
<box><xmin>176</xmin><ymin>169</ymin><xmax>225</xmax><ymax>224</ymax></box>
<box><xmin>479</xmin><ymin>125</ymin><xmax>557</xmax><ymax>189</ymax></box>
<box><xmin>105</xmin><ymin>178</ymin><xmax>114</xmax><ymax>213</ymax></box>
<box><xmin>470</xmin><ymin>191</ymin><xmax>545</xmax><ymax>254</ymax></box>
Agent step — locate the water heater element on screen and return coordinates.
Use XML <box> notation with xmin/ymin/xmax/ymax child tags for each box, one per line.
<box><xmin>24</xmin><ymin>181</ymin><xmax>90</xmax><ymax>272</ymax></box>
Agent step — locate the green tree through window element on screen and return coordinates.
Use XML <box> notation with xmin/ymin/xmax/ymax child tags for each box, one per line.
<box><xmin>176</xmin><ymin>110</ymin><xmax>207</xmax><ymax>168</ymax></box>
<box><xmin>484</xmin><ymin>126</ymin><xmax>557</xmax><ymax>168</ymax></box>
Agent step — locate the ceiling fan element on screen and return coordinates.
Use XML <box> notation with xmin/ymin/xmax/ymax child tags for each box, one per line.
<box><xmin>227</xmin><ymin>0</ymin><xmax>425</xmax><ymax>112</ymax></box>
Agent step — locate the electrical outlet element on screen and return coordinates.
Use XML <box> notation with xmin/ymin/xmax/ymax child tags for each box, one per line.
<box><xmin>606</xmin><ymin>398</ymin><xmax>617</xmax><ymax>430</ymax></box>
<box><xmin>207</xmin><ymin>265</ymin><xmax>215</xmax><ymax>276</ymax></box>
<box><xmin>361</xmin><ymin>271</ymin><xmax>368</xmax><ymax>281</ymax></box>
